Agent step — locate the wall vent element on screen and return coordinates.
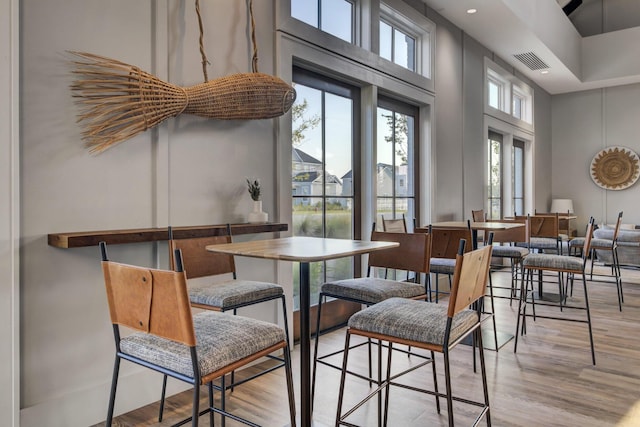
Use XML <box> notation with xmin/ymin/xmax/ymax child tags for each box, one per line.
<box><xmin>513</xmin><ymin>52</ymin><xmax>549</xmax><ymax>71</ymax></box>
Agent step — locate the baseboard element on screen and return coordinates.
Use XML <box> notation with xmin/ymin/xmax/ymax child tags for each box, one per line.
<box><xmin>20</xmin><ymin>367</ymin><xmax>189</xmax><ymax>427</ymax></box>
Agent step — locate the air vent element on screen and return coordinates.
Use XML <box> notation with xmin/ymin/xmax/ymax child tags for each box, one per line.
<box><xmin>513</xmin><ymin>52</ymin><xmax>549</xmax><ymax>71</ymax></box>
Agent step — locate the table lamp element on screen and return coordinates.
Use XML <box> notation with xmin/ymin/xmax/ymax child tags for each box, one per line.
<box><xmin>550</xmin><ymin>198</ymin><xmax>574</xmax><ymax>214</ymax></box>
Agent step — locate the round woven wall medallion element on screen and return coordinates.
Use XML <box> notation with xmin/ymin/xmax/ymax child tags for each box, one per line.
<box><xmin>590</xmin><ymin>146</ymin><xmax>640</xmax><ymax>190</ymax></box>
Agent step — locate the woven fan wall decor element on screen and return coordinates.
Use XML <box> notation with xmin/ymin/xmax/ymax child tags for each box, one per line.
<box><xmin>70</xmin><ymin>0</ymin><xmax>296</xmax><ymax>153</ymax></box>
<box><xmin>590</xmin><ymin>146</ymin><xmax>640</xmax><ymax>190</ymax></box>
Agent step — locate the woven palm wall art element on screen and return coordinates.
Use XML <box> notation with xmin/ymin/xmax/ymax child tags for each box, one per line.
<box><xmin>69</xmin><ymin>0</ymin><xmax>296</xmax><ymax>154</ymax></box>
<box><xmin>590</xmin><ymin>146</ymin><xmax>640</xmax><ymax>190</ymax></box>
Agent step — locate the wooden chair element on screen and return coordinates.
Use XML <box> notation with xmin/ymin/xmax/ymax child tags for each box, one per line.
<box><xmin>381</xmin><ymin>214</ymin><xmax>408</xmax><ymax>233</ymax></box>
<box><xmin>159</xmin><ymin>225</ymin><xmax>290</xmax><ymax>419</ymax></box>
<box><xmin>515</xmin><ymin>218</ymin><xmax>597</xmax><ymax>365</ymax></box>
<box><xmin>420</xmin><ymin>221</ymin><xmax>473</xmax><ymax>303</ymax></box>
<box><xmin>589</xmin><ymin>211</ymin><xmax>624</xmax><ymax>310</ymax></box>
<box><xmin>100</xmin><ymin>242</ymin><xmax>296</xmax><ymax>427</ymax></box>
<box><xmin>517</xmin><ymin>213</ymin><xmax>561</xmax><ymax>254</ymax></box>
<box><xmin>312</xmin><ymin>227</ymin><xmax>432</xmax><ymax>408</ymax></box>
<box><xmin>488</xmin><ymin>217</ymin><xmax>529</xmax><ymax>305</ymax></box>
<box><xmin>471</xmin><ymin>209</ymin><xmax>487</xmax><ymax>245</ymax></box>
<box><xmin>335</xmin><ymin>241</ymin><xmax>493</xmax><ymax>427</ymax></box>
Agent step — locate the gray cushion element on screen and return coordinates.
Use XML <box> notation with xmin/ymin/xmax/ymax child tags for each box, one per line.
<box><xmin>189</xmin><ymin>280</ymin><xmax>283</xmax><ymax>309</ymax></box>
<box><xmin>119</xmin><ymin>311</ymin><xmax>285</xmax><ymax>378</ymax></box>
<box><xmin>523</xmin><ymin>253</ymin><xmax>584</xmax><ymax>271</ymax></box>
<box><xmin>429</xmin><ymin>257</ymin><xmax>455</xmax><ymax>274</ymax></box>
<box><xmin>491</xmin><ymin>245</ymin><xmax>529</xmax><ymax>259</ymax></box>
<box><xmin>568</xmin><ymin>237</ymin><xmax>585</xmax><ymax>248</ymax></box>
<box><xmin>348</xmin><ymin>297</ymin><xmax>478</xmax><ymax>346</ymax></box>
<box><xmin>321</xmin><ymin>278</ymin><xmax>426</xmax><ymax>304</ymax></box>
<box><xmin>590</xmin><ymin>238</ymin><xmax>614</xmax><ymax>250</ymax></box>
<box><xmin>526</xmin><ymin>237</ymin><xmax>559</xmax><ymax>249</ymax></box>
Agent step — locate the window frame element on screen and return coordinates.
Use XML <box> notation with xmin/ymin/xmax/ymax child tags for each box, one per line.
<box><xmin>376</xmin><ymin>96</ymin><xmax>419</xmax><ymax>229</ymax></box>
<box><xmin>378</xmin><ymin>0</ymin><xmax>433</xmax><ymax>79</ymax></box>
<box><xmin>484</xmin><ymin>58</ymin><xmax>534</xmax><ymax>131</ymax></box>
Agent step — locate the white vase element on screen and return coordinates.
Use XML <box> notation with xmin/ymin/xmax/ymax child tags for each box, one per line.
<box><xmin>248</xmin><ymin>200</ymin><xmax>268</xmax><ymax>223</ymax></box>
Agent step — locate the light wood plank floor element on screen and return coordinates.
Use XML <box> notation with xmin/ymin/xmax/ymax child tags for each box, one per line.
<box><xmin>95</xmin><ymin>265</ymin><xmax>640</xmax><ymax>426</ymax></box>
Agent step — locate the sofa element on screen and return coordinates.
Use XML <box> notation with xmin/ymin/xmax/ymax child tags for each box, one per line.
<box><xmin>592</xmin><ymin>225</ymin><xmax>640</xmax><ymax>267</ymax></box>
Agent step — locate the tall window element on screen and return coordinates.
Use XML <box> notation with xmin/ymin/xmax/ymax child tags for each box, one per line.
<box><xmin>485</xmin><ymin>59</ymin><xmax>533</xmax><ymax>125</ymax></box>
<box><xmin>512</xmin><ymin>139</ymin><xmax>525</xmax><ymax>215</ymax></box>
<box><xmin>291</xmin><ymin>68</ymin><xmax>359</xmax><ymax>309</ymax></box>
<box><xmin>376</xmin><ymin>98</ymin><xmax>417</xmax><ymax>229</ymax></box>
<box><xmin>291</xmin><ymin>0</ymin><xmax>354</xmax><ymax>43</ymax></box>
<box><xmin>488</xmin><ymin>131</ymin><xmax>503</xmax><ymax>219</ymax></box>
<box><xmin>379</xmin><ymin>20</ymin><xmax>416</xmax><ymax>71</ymax></box>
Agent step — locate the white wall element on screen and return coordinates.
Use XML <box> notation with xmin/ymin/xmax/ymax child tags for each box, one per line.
<box><xmin>15</xmin><ymin>1</ymin><xmax>561</xmax><ymax>426</ymax></box>
<box><xmin>1</xmin><ymin>0</ymin><xmax>19</xmax><ymax>425</ymax></box>
<box><xmin>552</xmin><ymin>84</ymin><xmax>640</xmax><ymax>231</ymax></box>
<box><xmin>19</xmin><ymin>1</ymin><xmax>281</xmax><ymax>426</ymax></box>
<box><xmin>428</xmin><ymin>7</ymin><xmax>553</xmax><ymax>221</ymax></box>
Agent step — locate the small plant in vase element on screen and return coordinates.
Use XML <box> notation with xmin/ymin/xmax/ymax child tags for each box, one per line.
<box><xmin>246</xmin><ymin>178</ymin><xmax>268</xmax><ymax>223</ymax></box>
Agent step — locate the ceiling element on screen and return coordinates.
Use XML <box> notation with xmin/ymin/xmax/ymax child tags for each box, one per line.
<box><xmin>422</xmin><ymin>0</ymin><xmax>640</xmax><ymax>94</ymax></box>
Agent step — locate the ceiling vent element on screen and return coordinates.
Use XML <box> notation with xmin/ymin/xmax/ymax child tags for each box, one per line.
<box><xmin>513</xmin><ymin>52</ymin><xmax>549</xmax><ymax>71</ymax></box>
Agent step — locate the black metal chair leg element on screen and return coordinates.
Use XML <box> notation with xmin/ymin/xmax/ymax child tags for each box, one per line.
<box><xmin>488</xmin><ymin>272</ymin><xmax>499</xmax><ymax>351</ymax></box>
<box><xmin>477</xmin><ymin>328</ymin><xmax>492</xmax><ymax>426</ymax></box>
<box><xmin>284</xmin><ymin>345</ymin><xmax>297</xmax><ymax>427</ymax></box>
<box><xmin>581</xmin><ymin>274</ymin><xmax>596</xmax><ymax>365</ymax></box>
<box><xmin>159</xmin><ymin>374</ymin><xmax>167</xmax><ymax>422</ymax></box>
<box><xmin>443</xmin><ymin>349</ymin><xmax>454</xmax><ymax>427</ymax></box>
<box><xmin>311</xmin><ymin>294</ymin><xmax>324</xmax><ymax>410</ymax></box>
<box><xmin>106</xmin><ymin>355</ymin><xmax>121</xmax><ymax>426</ymax></box>
<box><xmin>192</xmin><ymin>380</ymin><xmax>200</xmax><ymax>427</ymax></box>
<box><xmin>383</xmin><ymin>342</ymin><xmax>393</xmax><ymax>427</ymax></box>
<box><xmin>208</xmin><ymin>382</ymin><xmax>214</xmax><ymax>427</ymax></box>
<box><xmin>335</xmin><ymin>332</ymin><xmax>352</xmax><ymax>427</ymax></box>
<box><xmin>431</xmin><ymin>350</ymin><xmax>440</xmax><ymax>413</ymax></box>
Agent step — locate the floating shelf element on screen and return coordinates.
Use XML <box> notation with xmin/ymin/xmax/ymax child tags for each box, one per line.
<box><xmin>48</xmin><ymin>223</ymin><xmax>288</xmax><ymax>249</ymax></box>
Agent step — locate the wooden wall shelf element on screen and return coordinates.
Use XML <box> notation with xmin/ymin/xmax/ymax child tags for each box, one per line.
<box><xmin>48</xmin><ymin>223</ymin><xmax>288</xmax><ymax>249</ymax></box>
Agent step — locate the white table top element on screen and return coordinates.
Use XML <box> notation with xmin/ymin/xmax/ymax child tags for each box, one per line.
<box><xmin>206</xmin><ymin>236</ymin><xmax>399</xmax><ymax>262</ymax></box>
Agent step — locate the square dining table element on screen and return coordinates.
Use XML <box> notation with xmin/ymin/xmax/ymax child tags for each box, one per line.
<box><xmin>206</xmin><ymin>236</ymin><xmax>399</xmax><ymax>427</ymax></box>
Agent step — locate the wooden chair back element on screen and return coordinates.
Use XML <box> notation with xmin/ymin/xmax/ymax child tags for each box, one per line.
<box><xmin>525</xmin><ymin>214</ymin><xmax>559</xmax><ymax>239</ymax></box>
<box><xmin>488</xmin><ymin>217</ymin><xmax>528</xmax><ymax>244</ymax></box>
<box><xmin>169</xmin><ymin>233</ymin><xmax>236</xmax><ymax>280</ymax></box>
<box><xmin>582</xmin><ymin>218</ymin><xmax>596</xmax><ymax>259</ymax></box>
<box><xmin>612</xmin><ymin>211</ymin><xmax>624</xmax><ymax>241</ymax></box>
<box><xmin>429</xmin><ymin>226</ymin><xmax>473</xmax><ymax>259</ymax></box>
<box><xmin>448</xmin><ymin>242</ymin><xmax>493</xmax><ymax>318</ymax></box>
<box><xmin>381</xmin><ymin>214</ymin><xmax>408</xmax><ymax>233</ymax></box>
<box><xmin>102</xmin><ymin>248</ymin><xmax>196</xmax><ymax>347</ymax></box>
<box><xmin>471</xmin><ymin>209</ymin><xmax>486</xmax><ymax>222</ymax></box>
<box><xmin>368</xmin><ymin>230</ymin><xmax>431</xmax><ymax>274</ymax></box>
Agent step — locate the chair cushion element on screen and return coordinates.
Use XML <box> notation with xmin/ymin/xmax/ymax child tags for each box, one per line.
<box><xmin>590</xmin><ymin>238</ymin><xmax>614</xmax><ymax>250</ymax></box>
<box><xmin>321</xmin><ymin>278</ymin><xmax>426</xmax><ymax>304</ymax></box>
<box><xmin>189</xmin><ymin>280</ymin><xmax>283</xmax><ymax>309</ymax></box>
<box><xmin>526</xmin><ymin>237</ymin><xmax>559</xmax><ymax>249</ymax></box>
<box><xmin>119</xmin><ymin>311</ymin><xmax>285</xmax><ymax>379</ymax></box>
<box><xmin>568</xmin><ymin>237</ymin><xmax>585</xmax><ymax>248</ymax></box>
<box><xmin>491</xmin><ymin>245</ymin><xmax>529</xmax><ymax>259</ymax></box>
<box><xmin>348</xmin><ymin>297</ymin><xmax>478</xmax><ymax>346</ymax></box>
<box><xmin>523</xmin><ymin>253</ymin><xmax>584</xmax><ymax>272</ymax></box>
<box><xmin>429</xmin><ymin>258</ymin><xmax>455</xmax><ymax>274</ymax></box>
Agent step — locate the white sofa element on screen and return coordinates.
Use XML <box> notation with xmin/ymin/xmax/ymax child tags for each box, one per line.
<box><xmin>592</xmin><ymin>225</ymin><xmax>640</xmax><ymax>267</ymax></box>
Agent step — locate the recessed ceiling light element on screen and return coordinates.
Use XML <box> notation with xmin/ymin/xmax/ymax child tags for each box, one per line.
<box><xmin>541</xmin><ymin>70</ymin><xmax>550</xmax><ymax>75</ymax></box>
<box><xmin>467</xmin><ymin>8</ymin><xmax>478</xmax><ymax>14</ymax></box>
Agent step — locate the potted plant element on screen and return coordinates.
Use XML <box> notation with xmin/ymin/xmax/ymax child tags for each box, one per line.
<box><xmin>246</xmin><ymin>178</ymin><xmax>268</xmax><ymax>223</ymax></box>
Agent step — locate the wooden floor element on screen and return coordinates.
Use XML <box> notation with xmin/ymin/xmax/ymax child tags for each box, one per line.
<box><xmin>96</xmin><ymin>265</ymin><xmax>640</xmax><ymax>427</ymax></box>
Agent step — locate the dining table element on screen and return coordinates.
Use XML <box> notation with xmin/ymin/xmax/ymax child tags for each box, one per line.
<box><xmin>206</xmin><ymin>236</ymin><xmax>399</xmax><ymax>427</ymax></box>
